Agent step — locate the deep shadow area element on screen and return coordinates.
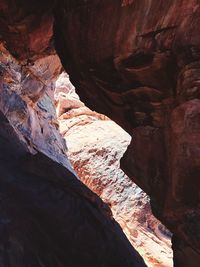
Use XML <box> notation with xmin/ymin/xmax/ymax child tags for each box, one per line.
<box><xmin>0</xmin><ymin>112</ymin><xmax>147</xmax><ymax>267</ymax></box>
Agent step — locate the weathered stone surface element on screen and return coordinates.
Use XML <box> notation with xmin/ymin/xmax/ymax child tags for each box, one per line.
<box><xmin>55</xmin><ymin>73</ymin><xmax>173</xmax><ymax>267</ymax></box>
<box><xmin>0</xmin><ymin>44</ymin><xmax>71</xmax><ymax>169</ymax></box>
<box><xmin>52</xmin><ymin>2</ymin><xmax>200</xmax><ymax>265</ymax></box>
<box><xmin>0</xmin><ymin>44</ymin><xmax>147</xmax><ymax>267</ymax></box>
<box><xmin>0</xmin><ymin>0</ymin><xmax>54</xmax><ymax>60</ymax></box>
<box><xmin>0</xmin><ymin>111</ymin><xmax>147</xmax><ymax>267</ymax></box>
<box><xmin>0</xmin><ymin>1</ymin><xmax>200</xmax><ymax>265</ymax></box>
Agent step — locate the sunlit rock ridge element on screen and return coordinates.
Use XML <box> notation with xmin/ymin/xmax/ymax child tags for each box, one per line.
<box><xmin>0</xmin><ymin>1</ymin><xmax>200</xmax><ymax>266</ymax></box>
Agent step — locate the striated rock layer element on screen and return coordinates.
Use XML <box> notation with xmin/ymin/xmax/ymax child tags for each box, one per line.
<box><xmin>0</xmin><ymin>1</ymin><xmax>200</xmax><ymax>266</ymax></box>
<box><xmin>55</xmin><ymin>72</ymin><xmax>173</xmax><ymax>267</ymax></box>
<box><xmin>0</xmin><ymin>45</ymin><xmax>147</xmax><ymax>266</ymax></box>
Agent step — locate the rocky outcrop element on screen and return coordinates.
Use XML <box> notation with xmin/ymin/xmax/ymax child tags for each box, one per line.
<box><xmin>55</xmin><ymin>73</ymin><xmax>172</xmax><ymax>267</ymax></box>
<box><xmin>0</xmin><ymin>1</ymin><xmax>200</xmax><ymax>266</ymax></box>
<box><xmin>0</xmin><ymin>43</ymin><xmax>72</xmax><ymax>170</ymax></box>
<box><xmin>0</xmin><ymin>45</ymin><xmax>147</xmax><ymax>266</ymax></box>
<box><xmin>53</xmin><ymin>2</ymin><xmax>200</xmax><ymax>266</ymax></box>
<box><xmin>0</xmin><ymin>0</ymin><xmax>54</xmax><ymax>61</ymax></box>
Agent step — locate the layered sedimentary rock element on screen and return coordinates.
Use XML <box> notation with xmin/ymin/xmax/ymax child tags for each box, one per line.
<box><xmin>55</xmin><ymin>72</ymin><xmax>173</xmax><ymax>267</ymax></box>
<box><xmin>0</xmin><ymin>1</ymin><xmax>200</xmax><ymax>266</ymax></box>
<box><xmin>0</xmin><ymin>45</ymin><xmax>147</xmax><ymax>266</ymax></box>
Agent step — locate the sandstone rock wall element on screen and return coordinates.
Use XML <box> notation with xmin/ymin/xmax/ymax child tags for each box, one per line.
<box><xmin>0</xmin><ymin>1</ymin><xmax>199</xmax><ymax>265</ymax></box>
<box><xmin>0</xmin><ymin>44</ymin><xmax>147</xmax><ymax>267</ymax></box>
<box><xmin>55</xmin><ymin>73</ymin><xmax>173</xmax><ymax>267</ymax></box>
<box><xmin>53</xmin><ymin>2</ymin><xmax>200</xmax><ymax>265</ymax></box>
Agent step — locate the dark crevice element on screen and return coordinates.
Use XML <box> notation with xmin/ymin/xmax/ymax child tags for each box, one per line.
<box><xmin>138</xmin><ymin>25</ymin><xmax>178</xmax><ymax>38</ymax></box>
<box><xmin>121</xmin><ymin>52</ymin><xmax>154</xmax><ymax>69</ymax></box>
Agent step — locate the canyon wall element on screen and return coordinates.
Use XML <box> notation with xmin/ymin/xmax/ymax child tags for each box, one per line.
<box><xmin>0</xmin><ymin>45</ymin><xmax>147</xmax><ymax>266</ymax></box>
<box><xmin>55</xmin><ymin>72</ymin><xmax>173</xmax><ymax>267</ymax></box>
<box><xmin>53</xmin><ymin>2</ymin><xmax>200</xmax><ymax>266</ymax></box>
<box><xmin>0</xmin><ymin>1</ymin><xmax>200</xmax><ymax>266</ymax></box>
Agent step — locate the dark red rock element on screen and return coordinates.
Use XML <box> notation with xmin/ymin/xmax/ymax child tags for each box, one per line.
<box><xmin>52</xmin><ymin>2</ymin><xmax>200</xmax><ymax>266</ymax></box>
<box><xmin>0</xmin><ymin>0</ymin><xmax>54</xmax><ymax>60</ymax></box>
<box><xmin>0</xmin><ymin>1</ymin><xmax>200</xmax><ymax>266</ymax></box>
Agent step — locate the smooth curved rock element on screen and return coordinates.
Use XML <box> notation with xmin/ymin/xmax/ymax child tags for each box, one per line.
<box><xmin>53</xmin><ymin>2</ymin><xmax>200</xmax><ymax>265</ymax></box>
<box><xmin>0</xmin><ymin>46</ymin><xmax>147</xmax><ymax>267</ymax></box>
<box><xmin>0</xmin><ymin>121</ymin><xmax>147</xmax><ymax>267</ymax></box>
<box><xmin>55</xmin><ymin>73</ymin><xmax>173</xmax><ymax>267</ymax></box>
<box><xmin>0</xmin><ymin>1</ymin><xmax>200</xmax><ymax>265</ymax></box>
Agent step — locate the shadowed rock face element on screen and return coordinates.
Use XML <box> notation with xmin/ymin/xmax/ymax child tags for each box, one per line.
<box><xmin>53</xmin><ymin>2</ymin><xmax>200</xmax><ymax>266</ymax></box>
<box><xmin>0</xmin><ymin>112</ymin><xmax>147</xmax><ymax>267</ymax></box>
<box><xmin>0</xmin><ymin>47</ymin><xmax>147</xmax><ymax>266</ymax></box>
<box><xmin>0</xmin><ymin>0</ymin><xmax>54</xmax><ymax>60</ymax></box>
<box><xmin>0</xmin><ymin>1</ymin><xmax>200</xmax><ymax>266</ymax></box>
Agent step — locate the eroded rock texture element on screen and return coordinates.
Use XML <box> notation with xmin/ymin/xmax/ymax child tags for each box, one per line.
<box><xmin>0</xmin><ymin>0</ymin><xmax>54</xmax><ymax>60</ymax></box>
<box><xmin>53</xmin><ymin>2</ymin><xmax>200</xmax><ymax>266</ymax></box>
<box><xmin>0</xmin><ymin>45</ymin><xmax>147</xmax><ymax>266</ymax></box>
<box><xmin>0</xmin><ymin>1</ymin><xmax>200</xmax><ymax>266</ymax></box>
<box><xmin>55</xmin><ymin>73</ymin><xmax>173</xmax><ymax>267</ymax></box>
<box><xmin>0</xmin><ymin>43</ymin><xmax>71</xmax><ymax>168</ymax></box>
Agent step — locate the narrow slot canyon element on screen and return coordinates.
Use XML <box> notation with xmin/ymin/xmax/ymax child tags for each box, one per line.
<box><xmin>0</xmin><ymin>1</ymin><xmax>200</xmax><ymax>267</ymax></box>
<box><xmin>54</xmin><ymin>72</ymin><xmax>173</xmax><ymax>267</ymax></box>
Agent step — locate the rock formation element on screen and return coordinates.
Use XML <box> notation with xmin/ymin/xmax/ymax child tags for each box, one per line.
<box><xmin>53</xmin><ymin>2</ymin><xmax>200</xmax><ymax>266</ymax></box>
<box><xmin>55</xmin><ymin>72</ymin><xmax>173</xmax><ymax>267</ymax></box>
<box><xmin>0</xmin><ymin>44</ymin><xmax>147</xmax><ymax>266</ymax></box>
<box><xmin>0</xmin><ymin>1</ymin><xmax>200</xmax><ymax>266</ymax></box>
